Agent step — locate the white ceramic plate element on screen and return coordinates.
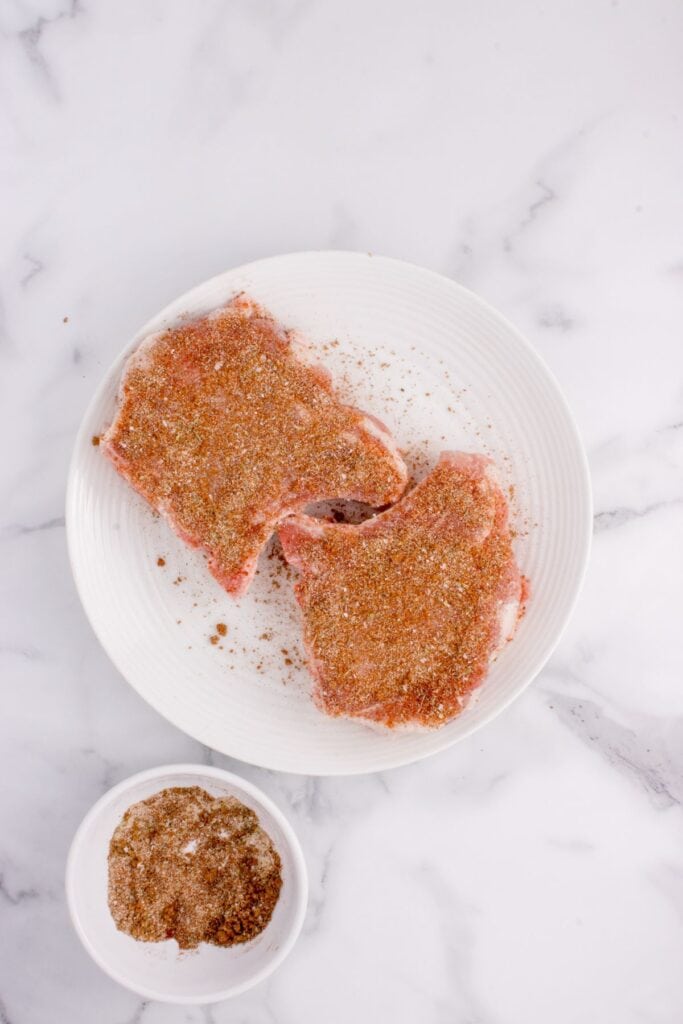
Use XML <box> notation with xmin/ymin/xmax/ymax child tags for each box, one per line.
<box><xmin>67</xmin><ymin>251</ymin><xmax>591</xmax><ymax>775</ymax></box>
<box><xmin>66</xmin><ymin>764</ymin><xmax>308</xmax><ymax>1003</ymax></box>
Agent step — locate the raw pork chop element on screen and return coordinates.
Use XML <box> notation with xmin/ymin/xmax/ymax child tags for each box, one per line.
<box><xmin>279</xmin><ymin>451</ymin><xmax>528</xmax><ymax>729</ymax></box>
<box><xmin>102</xmin><ymin>295</ymin><xmax>407</xmax><ymax>595</ymax></box>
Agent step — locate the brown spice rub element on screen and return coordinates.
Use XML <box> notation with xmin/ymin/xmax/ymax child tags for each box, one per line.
<box><xmin>108</xmin><ymin>786</ymin><xmax>282</xmax><ymax>950</ymax></box>
<box><xmin>102</xmin><ymin>295</ymin><xmax>407</xmax><ymax>596</ymax></box>
<box><xmin>279</xmin><ymin>452</ymin><xmax>528</xmax><ymax>729</ymax></box>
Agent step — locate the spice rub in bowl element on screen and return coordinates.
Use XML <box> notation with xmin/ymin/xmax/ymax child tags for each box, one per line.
<box><xmin>108</xmin><ymin>786</ymin><xmax>282</xmax><ymax>950</ymax></box>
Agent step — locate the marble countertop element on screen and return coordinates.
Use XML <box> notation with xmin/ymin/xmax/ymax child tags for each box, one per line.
<box><xmin>2</xmin><ymin>1</ymin><xmax>682</xmax><ymax>1021</ymax></box>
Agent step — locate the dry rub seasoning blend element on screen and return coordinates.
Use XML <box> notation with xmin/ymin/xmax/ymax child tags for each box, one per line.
<box><xmin>108</xmin><ymin>786</ymin><xmax>282</xmax><ymax>949</ymax></box>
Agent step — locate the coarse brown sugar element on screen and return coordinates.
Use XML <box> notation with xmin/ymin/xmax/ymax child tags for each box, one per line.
<box><xmin>108</xmin><ymin>786</ymin><xmax>282</xmax><ymax>950</ymax></box>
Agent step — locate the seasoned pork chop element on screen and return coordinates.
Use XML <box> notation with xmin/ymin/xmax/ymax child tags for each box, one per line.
<box><xmin>102</xmin><ymin>296</ymin><xmax>407</xmax><ymax>595</ymax></box>
<box><xmin>279</xmin><ymin>452</ymin><xmax>528</xmax><ymax>729</ymax></box>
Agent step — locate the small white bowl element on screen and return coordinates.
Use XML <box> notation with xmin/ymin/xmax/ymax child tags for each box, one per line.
<box><xmin>66</xmin><ymin>764</ymin><xmax>308</xmax><ymax>1004</ymax></box>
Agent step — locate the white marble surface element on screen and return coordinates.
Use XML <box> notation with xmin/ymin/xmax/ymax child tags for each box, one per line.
<box><xmin>1</xmin><ymin>0</ymin><xmax>682</xmax><ymax>1020</ymax></box>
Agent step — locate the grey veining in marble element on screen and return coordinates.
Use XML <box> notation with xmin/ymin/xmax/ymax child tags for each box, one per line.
<box><xmin>1</xmin><ymin>0</ymin><xmax>682</xmax><ymax>1021</ymax></box>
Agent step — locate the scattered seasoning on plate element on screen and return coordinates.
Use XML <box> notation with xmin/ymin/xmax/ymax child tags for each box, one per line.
<box><xmin>216</xmin><ymin>623</ymin><xmax>227</xmax><ymax>637</ymax></box>
<box><xmin>108</xmin><ymin>786</ymin><xmax>282</xmax><ymax>950</ymax></box>
<box><xmin>156</xmin><ymin>556</ymin><xmax>166</xmax><ymax>567</ymax></box>
<box><xmin>91</xmin><ymin>435</ymin><xmax>100</xmax><ymax>447</ymax></box>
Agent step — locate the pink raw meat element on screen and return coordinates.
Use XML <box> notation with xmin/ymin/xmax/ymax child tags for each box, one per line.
<box><xmin>102</xmin><ymin>295</ymin><xmax>407</xmax><ymax>595</ymax></box>
<box><xmin>279</xmin><ymin>451</ymin><xmax>528</xmax><ymax>729</ymax></box>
